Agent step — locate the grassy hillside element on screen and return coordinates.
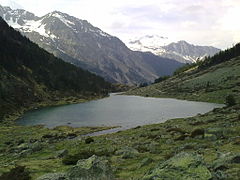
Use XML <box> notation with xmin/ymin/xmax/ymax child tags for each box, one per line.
<box><xmin>126</xmin><ymin>56</ymin><xmax>240</xmax><ymax>104</ymax></box>
<box><xmin>0</xmin><ymin>18</ymin><xmax>112</xmax><ymax>121</ymax></box>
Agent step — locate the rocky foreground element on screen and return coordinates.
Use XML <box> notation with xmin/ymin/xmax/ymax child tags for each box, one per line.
<box><xmin>0</xmin><ymin>104</ymin><xmax>240</xmax><ymax>179</ymax></box>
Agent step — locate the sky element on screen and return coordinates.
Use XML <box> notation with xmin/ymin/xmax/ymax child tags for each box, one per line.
<box><xmin>1</xmin><ymin>0</ymin><xmax>240</xmax><ymax>49</ymax></box>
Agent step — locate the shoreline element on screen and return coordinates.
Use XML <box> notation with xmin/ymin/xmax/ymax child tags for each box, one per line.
<box><xmin>2</xmin><ymin>94</ymin><xmax>109</xmax><ymax>124</ymax></box>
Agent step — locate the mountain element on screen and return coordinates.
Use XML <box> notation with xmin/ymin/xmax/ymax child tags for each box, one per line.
<box><xmin>126</xmin><ymin>35</ymin><xmax>220</xmax><ymax>63</ymax></box>
<box><xmin>0</xmin><ymin>6</ymin><xmax>183</xmax><ymax>85</ymax></box>
<box><xmin>0</xmin><ymin>17</ymin><xmax>112</xmax><ymax>121</ymax></box>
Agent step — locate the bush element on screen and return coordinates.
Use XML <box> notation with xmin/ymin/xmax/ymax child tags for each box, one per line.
<box><xmin>225</xmin><ymin>94</ymin><xmax>236</xmax><ymax>106</ymax></box>
<box><xmin>85</xmin><ymin>137</ymin><xmax>94</xmax><ymax>144</ymax></box>
<box><xmin>0</xmin><ymin>166</ymin><xmax>31</xmax><ymax>180</ymax></box>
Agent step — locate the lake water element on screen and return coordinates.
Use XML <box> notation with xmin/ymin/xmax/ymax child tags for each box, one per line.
<box><xmin>17</xmin><ymin>94</ymin><xmax>224</xmax><ymax>134</ymax></box>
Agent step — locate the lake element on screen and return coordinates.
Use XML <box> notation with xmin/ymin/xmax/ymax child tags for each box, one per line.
<box><xmin>17</xmin><ymin>94</ymin><xmax>224</xmax><ymax>134</ymax></box>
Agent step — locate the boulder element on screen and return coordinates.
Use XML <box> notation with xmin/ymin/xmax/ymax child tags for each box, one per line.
<box><xmin>37</xmin><ymin>173</ymin><xmax>67</xmax><ymax>180</ymax></box>
<box><xmin>143</xmin><ymin>152</ymin><xmax>212</xmax><ymax>180</ymax></box>
<box><xmin>66</xmin><ymin>155</ymin><xmax>114</xmax><ymax>180</ymax></box>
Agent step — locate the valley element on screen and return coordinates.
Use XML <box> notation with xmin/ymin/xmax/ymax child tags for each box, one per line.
<box><xmin>0</xmin><ymin>2</ymin><xmax>240</xmax><ymax>180</ymax></box>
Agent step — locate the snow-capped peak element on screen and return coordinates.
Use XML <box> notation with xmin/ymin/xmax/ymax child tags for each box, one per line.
<box><xmin>125</xmin><ymin>35</ymin><xmax>220</xmax><ymax>63</ymax></box>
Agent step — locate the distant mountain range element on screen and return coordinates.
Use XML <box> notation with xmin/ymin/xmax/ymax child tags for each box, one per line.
<box><xmin>0</xmin><ymin>5</ymin><xmax>183</xmax><ymax>84</ymax></box>
<box><xmin>126</xmin><ymin>35</ymin><xmax>221</xmax><ymax>63</ymax></box>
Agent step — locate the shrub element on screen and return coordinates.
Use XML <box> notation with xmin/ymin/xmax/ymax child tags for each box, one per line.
<box><xmin>225</xmin><ymin>94</ymin><xmax>236</xmax><ymax>106</ymax></box>
<box><xmin>85</xmin><ymin>137</ymin><xmax>94</xmax><ymax>144</ymax></box>
<box><xmin>0</xmin><ymin>166</ymin><xmax>31</xmax><ymax>180</ymax></box>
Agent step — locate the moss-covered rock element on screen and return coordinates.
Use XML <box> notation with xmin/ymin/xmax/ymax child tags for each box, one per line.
<box><xmin>37</xmin><ymin>173</ymin><xmax>67</xmax><ymax>180</ymax></box>
<box><xmin>143</xmin><ymin>152</ymin><xmax>212</xmax><ymax>180</ymax></box>
<box><xmin>66</xmin><ymin>155</ymin><xmax>114</xmax><ymax>180</ymax></box>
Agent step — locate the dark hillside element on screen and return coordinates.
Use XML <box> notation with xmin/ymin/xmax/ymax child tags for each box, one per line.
<box><xmin>0</xmin><ymin>17</ymin><xmax>111</xmax><ymax>121</ymax></box>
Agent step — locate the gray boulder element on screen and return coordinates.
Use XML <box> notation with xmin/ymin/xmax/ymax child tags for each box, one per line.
<box><xmin>37</xmin><ymin>173</ymin><xmax>67</xmax><ymax>180</ymax></box>
<box><xmin>143</xmin><ymin>152</ymin><xmax>212</xmax><ymax>180</ymax></box>
<box><xmin>66</xmin><ymin>155</ymin><xmax>114</xmax><ymax>180</ymax></box>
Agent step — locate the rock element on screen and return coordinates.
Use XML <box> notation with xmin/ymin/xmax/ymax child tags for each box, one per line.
<box><xmin>56</xmin><ymin>149</ymin><xmax>68</xmax><ymax>158</ymax></box>
<box><xmin>30</xmin><ymin>142</ymin><xmax>43</xmax><ymax>152</ymax></box>
<box><xmin>143</xmin><ymin>152</ymin><xmax>212</xmax><ymax>180</ymax></box>
<box><xmin>115</xmin><ymin>147</ymin><xmax>139</xmax><ymax>159</ymax></box>
<box><xmin>139</xmin><ymin>158</ymin><xmax>153</xmax><ymax>168</ymax></box>
<box><xmin>66</xmin><ymin>155</ymin><xmax>114</xmax><ymax>180</ymax></box>
<box><xmin>37</xmin><ymin>173</ymin><xmax>67</xmax><ymax>180</ymax></box>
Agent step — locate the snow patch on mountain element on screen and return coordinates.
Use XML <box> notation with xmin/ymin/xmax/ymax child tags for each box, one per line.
<box><xmin>51</xmin><ymin>12</ymin><xmax>75</xmax><ymax>28</ymax></box>
<box><xmin>126</xmin><ymin>35</ymin><xmax>220</xmax><ymax>63</ymax></box>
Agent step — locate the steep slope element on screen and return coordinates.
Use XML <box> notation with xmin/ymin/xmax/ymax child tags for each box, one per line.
<box><xmin>0</xmin><ymin>18</ymin><xmax>111</xmax><ymax>121</ymax></box>
<box><xmin>127</xmin><ymin>35</ymin><xmax>220</xmax><ymax>63</ymax></box>
<box><xmin>0</xmin><ymin>6</ymin><xmax>183</xmax><ymax>85</ymax></box>
<box><xmin>127</xmin><ymin>43</ymin><xmax>240</xmax><ymax>104</ymax></box>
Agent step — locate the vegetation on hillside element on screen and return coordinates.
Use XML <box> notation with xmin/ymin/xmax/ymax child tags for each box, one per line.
<box><xmin>0</xmin><ymin>18</ymin><xmax>112</xmax><ymax>121</ymax></box>
<box><xmin>127</xmin><ymin>44</ymin><xmax>240</xmax><ymax>105</ymax></box>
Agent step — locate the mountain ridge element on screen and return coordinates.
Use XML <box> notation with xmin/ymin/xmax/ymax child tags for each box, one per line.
<box><xmin>0</xmin><ymin>5</ymin><xmax>183</xmax><ymax>85</ymax></box>
<box><xmin>126</xmin><ymin>35</ymin><xmax>221</xmax><ymax>63</ymax></box>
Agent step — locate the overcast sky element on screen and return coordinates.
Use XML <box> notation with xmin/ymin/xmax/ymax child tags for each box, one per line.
<box><xmin>1</xmin><ymin>0</ymin><xmax>240</xmax><ymax>49</ymax></box>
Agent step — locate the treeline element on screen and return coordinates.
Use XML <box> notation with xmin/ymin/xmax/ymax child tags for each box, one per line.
<box><xmin>198</xmin><ymin>43</ymin><xmax>240</xmax><ymax>69</ymax></box>
<box><xmin>173</xmin><ymin>43</ymin><xmax>240</xmax><ymax>75</ymax></box>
